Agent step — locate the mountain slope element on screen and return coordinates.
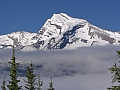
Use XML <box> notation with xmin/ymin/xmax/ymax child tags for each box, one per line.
<box><xmin>36</xmin><ymin>13</ymin><xmax>120</xmax><ymax>49</ymax></box>
<box><xmin>0</xmin><ymin>32</ymin><xmax>37</xmax><ymax>49</ymax></box>
<box><xmin>0</xmin><ymin>13</ymin><xmax>120</xmax><ymax>50</ymax></box>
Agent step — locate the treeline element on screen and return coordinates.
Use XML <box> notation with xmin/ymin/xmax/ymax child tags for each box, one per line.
<box><xmin>1</xmin><ymin>46</ymin><xmax>55</xmax><ymax>90</ymax></box>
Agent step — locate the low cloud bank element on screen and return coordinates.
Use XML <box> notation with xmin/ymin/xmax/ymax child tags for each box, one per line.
<box><xmin>0</xmin><ymin>46</ymin><xmax>120</xmax><ymax>90</ymax></box>
<box><xmin>0</xmin><ymin>46</ymin><xmax>119</xmax><ymax>77</ymax></box>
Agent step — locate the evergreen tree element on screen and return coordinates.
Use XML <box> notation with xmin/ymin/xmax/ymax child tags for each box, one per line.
<box><xmin>36</xmin><ymin>75</ymin><xmax>43</xmax><ymax>90</ymax></box>
<box><xmin>25</xmin><ymin>63</ymin><xmax>36</xmax><ymax>90</ymax></box>
<box><xmin>1</xmin><ymin>80</ymin><xmax>6</xmax><ymax>90</ymax></box>
<box><xmin>107</xmin><ymin>51</ymin><xmax>120</xmax><ymax>90</ymax></box>
<box><xmin>7</xmin><ymin>46</ymin><xmax>20</xmax><ymax>90</ymax></box>
<box><xmin>117</xmin><ymin>51</ymin><xmax>120</xmax><ymax>56</ymax></box>
<box><xmin>109</xmin><ymin>51</ymin><xmax>120</xmax><ymax>83</ymax></box>
<box><xmin>48</xmin><ymin>79</ymin><xmax>54</xmax><ymax>90</ymax></box>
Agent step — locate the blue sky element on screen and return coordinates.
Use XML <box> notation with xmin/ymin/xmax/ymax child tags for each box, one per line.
<box><xmin>0</xmin><ymin>0</ymin><xmax>120</xmax><ymax>34</ymax></box>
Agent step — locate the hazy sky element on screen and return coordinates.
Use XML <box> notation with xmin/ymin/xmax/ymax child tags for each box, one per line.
<box><xmin>0</xmin><ymin>0</ymin><xmax>120</xmax><ymax>34</ymax></box>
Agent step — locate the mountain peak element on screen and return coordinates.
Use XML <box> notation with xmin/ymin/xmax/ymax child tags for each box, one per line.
<box><xmin>52</xmin><ymin>13</ymin><xmax>71</xmax><ymax>20</ymax></box>
<box><xmin>0</xmin><ymin>13</ymin><xmax>120</xmax><ymax>50</ymax></box>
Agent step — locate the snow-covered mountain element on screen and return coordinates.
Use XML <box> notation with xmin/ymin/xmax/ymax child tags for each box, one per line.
<box><xmin>0</xmin><ymin>13</ymin><xmax>120</xmax><ymax>50</ymax></box>
<box><xmin>0</xmin><ymin>32</ymin><xmax>37</xmax><ymax>49</ymax></box>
